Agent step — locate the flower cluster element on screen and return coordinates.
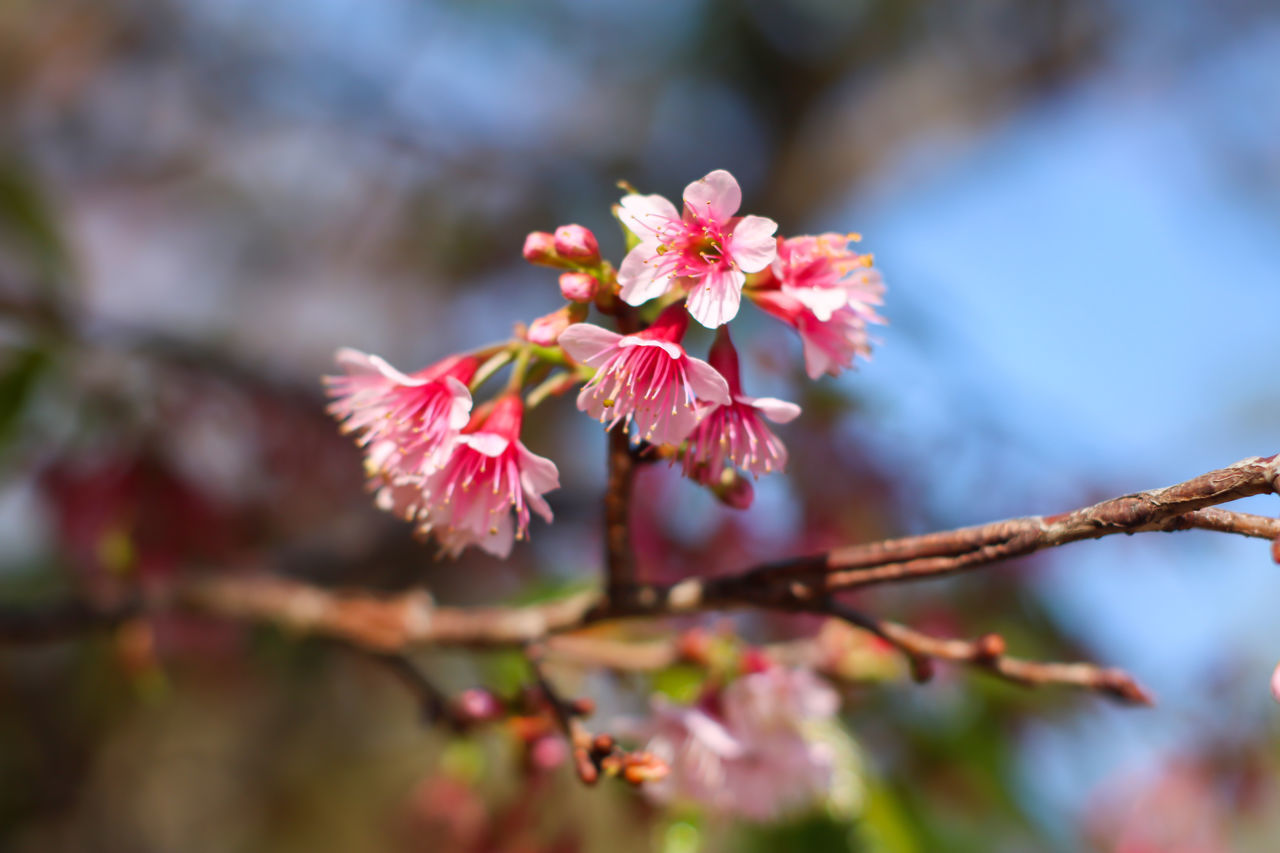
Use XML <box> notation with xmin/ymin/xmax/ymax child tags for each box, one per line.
<box><xmin>325</xmin><ymin>168</ymin><xmax>883</xmax><ymax>553</ymax></box>
<box><xmin>637</xmin><ymin>665</ymin><xmax>843</xmax><ymax>820</ymax></box>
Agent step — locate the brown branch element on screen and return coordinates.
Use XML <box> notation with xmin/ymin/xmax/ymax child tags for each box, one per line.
<box><xmin>822</xmin><ymin>601</ymin><xmax>1154</xmax><ymax>705</ymax></box>
<box><xmin>603</xmin><ymin>427</ymin><xmax>638</xmax><ymax>604</ymax></box>
<box><xmin>716</xmin><ymin>455</ymin><xmax>1280</xmax><ymax>600</ymax></box>
<box><xmin>1</xmin><ymin>455</ymin><xmax>1275</xmax><ymax>711</ymax></box>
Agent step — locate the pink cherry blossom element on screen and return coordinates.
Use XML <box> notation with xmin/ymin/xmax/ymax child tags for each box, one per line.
<box><xmin>1271</xmin><ymin>662</ymin><xmax>1280</xmax><ymax>704</ymax></box>
<box><xmin>559</xmin><ymin>304</ymin><xmax>730</xmax><ymax>445</ymax></box>
<box><xmin>682</xmin><ymin>328</ymin><xmax>800</xmax><ymax>484</ymax></box>
<box><xmin>638</xmin><ymin>666</ymin><xmax>840</xmax><ymax>821</ymax></box>
<box><xmin>324</xmin><ymin>348</ymin><xmax>476</xmax><ymax>481</ymax></box>
<box><xmin>617</xmin><ymin>169</ymin><xmax>778</xmax><ymax>329</ymax></box>
<box><xmin>416</xmin><ymin>395</ymin><xmax>559</xmax><ymax>558</ymax></box>
<box><xmin>749</xmin><ymin>233</ymin><xmax>885</xmax><ymax>379</ymax></box>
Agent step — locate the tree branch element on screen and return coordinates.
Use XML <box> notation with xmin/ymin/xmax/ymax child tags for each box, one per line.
<box><xmin>821</xmin><ymin>600</ymin><xmax>1154</xmax><ymax>705</ymax></box>
<box><xmin>2</xmin><ymin>456</ymin><xmax>1275</xmax><ymax>706</ymax></box>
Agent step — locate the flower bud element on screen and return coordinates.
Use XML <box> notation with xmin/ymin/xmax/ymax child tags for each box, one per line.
<box><xmin>711</xmin><ymin>467</ymin><xmax>754</xmax><ymax>510</ymax></box>
<box><xmin>455</xmin><ymin>688</ymin><xmax>502</xmax><ymax>723</ymax></box>
<box><xmin>522</xmin><ymin>231</ymin><xmax>559</xmax><ymax>266</ymax></box>
<box><xmin>553</xmin><ymin>224</ymin><xmax>599</xmax><ymax>262</ymax></box>
<box><xmin>526</xmin><ymin>306</ymin><xmax>573</xmax><ymax>346</ymax></box>
<box><xmin>559</xmin><ymin>271</ymin><xmax>598</xmax><ymax>303</ymax></box>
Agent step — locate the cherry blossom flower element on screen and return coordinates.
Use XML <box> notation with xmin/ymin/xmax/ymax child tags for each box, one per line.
<box><xmin>637</xmin><ymin>666</ymin><xmax>841</xmax><ymax>821</ymax></box>
<box><xmin>617</xmin><ymin>169</ymin><xmax>778</xmax><ymax>329</ymax></box>
<box><xmin>682</xmin><ymin>328</ymin><xmax>800</xmax><ymax>484</ymax></box>
<box><xmin>1271</xmin><ymin>662</ymin><xmax>1280</xmax><ymax>704</ymax></box>
<box><xmin>749</xmin><ymin>233</ymin><xmax>885</xmax><ymax>379</ymax></box>
<box><xmin>416</xmin><ymin>394</ymin><xmax>559</xmax><ymax>558</ymax></box>
<box><xmin>325</xmin><ymin>348</ymin><xmax>476</xmax><ymax>482</ymax></box>
<box><xmin>559</xmin><ymin>304</ymin><xmax>730</xmax><ymax>445</ymax></box>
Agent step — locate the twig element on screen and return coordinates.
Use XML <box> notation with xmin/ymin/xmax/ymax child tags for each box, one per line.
<box><xmin>822</xmin><ymin>601</ymin><xmax>1154</xmax><ymax>705</ymax></box>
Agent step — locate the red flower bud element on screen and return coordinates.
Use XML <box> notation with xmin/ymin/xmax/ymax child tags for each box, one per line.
<box><xmin>559</xmin><ymin>271</ymin><xmax>598</xmax><ymax>303</ymax></box>
<box><xmin>522</xmin><ymin>231</ymin><xmax>559</xmax><ymax>266</ymax></box>
<box><xmin>553</xmin><ymin>224</ymin><xmax>599</xmax><ymax>262</ymax></box>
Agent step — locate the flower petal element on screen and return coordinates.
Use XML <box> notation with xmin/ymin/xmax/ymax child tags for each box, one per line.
<box><xmin>728</xmin><ymin>216</ymin><xmax>778</xmax><ymax>273</ymax></box>
<box><xmin>684</xmin><ymin>354</ymin><xmax>732</xmax><ymax>405</ymax></box>
<box><xmin>618</xmin><ymin>244</ymin><xmax>675</xmax><ymax>306</ymax></box>
<box><xmin>685</xmin><ymin>267</ymin><xmax>745</xmax><ymax>329</ymax></box>
<box><xmin>683</xmin><ymin>169</ymin><xmax>741</xmax><ymax>222</ymax></box>
<box><xmin>442</xmin><ymin>376</ymin><xmax>474</xmax><ymax>430</ymax></box>
<box><xmin>618</xmin><ymin>193</ymin><xmax>679</xmax><ymax>241</ymax></box>
<box><xmin>335</xmin><ymin>347</ymin><xmax>428</xmax><ymax>386</ymax></box>
<box><xmin>743</xmin><ymin>396</ymin><xmax>802</xmax><ymax>424</ymax></box>
<box><xmin>559</xmin><ymin>323</ymin><xmax>623</xmax><ymax>365</ymax></box>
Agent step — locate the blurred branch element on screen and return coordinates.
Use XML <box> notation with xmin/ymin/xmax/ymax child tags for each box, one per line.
<box><xmin>822</xmin><ymin>600</ymin><xmax>1154</xmax><ymax>705</ymax></box>
<box><xmin>1</xmin><ymin>455</ymin><xmax>1276</xmax><ymax>706</ymax></box>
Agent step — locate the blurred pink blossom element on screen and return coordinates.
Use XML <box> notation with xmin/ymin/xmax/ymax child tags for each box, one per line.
<box><xmin>750</xmin><ymin>233</ymin><xmax>885</xmax><ymax>378</ymax></box>
<box><xmin>639</xmin><ymin>667</ymin><xmax>840</xmax><ymax>820</ymax></box>
<box><xmin>617</xmin><ymin>169</ymin><xmax>777</xmax><ymax>329</ymax></box>
<box><xmin>560</xmin><ymin>304</ymin><xmax>729</xmax><ymax>445</ymax></box>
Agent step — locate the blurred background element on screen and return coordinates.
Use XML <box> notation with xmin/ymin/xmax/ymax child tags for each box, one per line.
<box><xmin>1</xmin><ymin>0</ymin><xmax>1278</xmax><ymax>850</ymax></box>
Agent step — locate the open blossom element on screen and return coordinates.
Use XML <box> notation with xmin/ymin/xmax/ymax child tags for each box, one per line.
<box><xmin>750</xmin><ymin>233</ymin><xmax>885</xmax><ymax>379</ymax></box>
<box><xmin>559</xmin><ymin>304</ymin><xmax>730</xmax><ymax>445</ymax></box>
<box><xmin>324</xmin><ymin>348</ymin><xmax>476</xmax><ymax>480</ymax></box>
<box><xmin>617</xmin><ymin>169</ymin><xmax>778</xmax><ymax>329</ymax></box>
<box><xmin>416</xmin><ymin>395</ymin><xmax>559</xmax><ymax>558</ymax></box>
<box><xmin>639</xmin><ymin>666</ymin><xmax>841</xmax><ymax>821</ymax></box>
<box><xmin>682</xmin><ymin>328</ymin><xmax>800</xmax><ymax>484</ymax></box>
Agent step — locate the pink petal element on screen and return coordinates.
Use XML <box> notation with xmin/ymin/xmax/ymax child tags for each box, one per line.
<box><xmin>618</xmin><ymin>193</ymin><xmax>680</xmax><ymax>240</ymax></box>
<box><xmin>683</xmin><ymin>169</ymin><xmax>741</xmax><ymax>222</ymax></box>
<box><xmin>743</xmin><ymin>396</ymin><xmax>802</xmax><ymax>424</ymax></box>
<box><xmin>618</xmin><ymin>336</ymin><xmax>683</xmax><ymax>360</ymax></box>
<box><xmin>686</xmin><ymin>267</ymin><xmax>745</xmax><ymax>329</ymax></box>
<box><xmin>618</xmin><ymin>244</ymin><xmax>675</xmax><ymax>306</ymax></box>
<box><xmin>443</xmin><ymin>376</ymin><xmax>475</xmax><ymax>430</ymax></box>
<box><xmin>728</xmin><ymin>215</ymin><xmax>779</xmax><ymax>273</ymax></box>
<box><xmin>799</xmin><ymin>331</ymin><xmax>838</xmax><ymax>380</ymax></box>
<box><xmin>684</xmin><ymin>355</ymin><xmax>732</xmax><ymax>405</ymax></box>
<box><xmin>335</xmin><ymin>347</ymin><xmax>428</xmax><ymax>386</ymax></box>
<box><xmin>1272</xmin><ymin>663</ymin><xmax>1280</xmax><ymax>704</ymax></box>
<box><xmin>785</xmin><ymin>284</ymin><xmax>847</xmax><ymax>323</ymax></box>
<box><xmin>459</xmin><ymin>433</ymin><xmax>510</xmax><ymax>457</ymax></box>
<box><xmin>559</xmin><ymin>323</ymin><xmax>623</xmax><ymax>365</ymax></box>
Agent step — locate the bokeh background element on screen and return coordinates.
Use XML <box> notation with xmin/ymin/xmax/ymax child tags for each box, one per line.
<box><xmin>2</xmin><ymin>1</ymin><xmax>1279</xmax><ymax>850</ymax></box>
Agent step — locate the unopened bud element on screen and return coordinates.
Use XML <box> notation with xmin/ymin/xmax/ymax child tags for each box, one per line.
<box><xmin>455</xmin><ymin>688</ymin><xmax>502</xmax><ymax>722</ymax></box>
<box><xmin>529</xmin><ymin>736</ymin><xmax>568</xmax><ymax>772</ymax></box>
<box><xmin>591</xmin><ymin>733</ymin><xmax>615</xmax><ymax>756</ymax></box>
<box><xmin>553</xmin><ymin>224</ymin><xmax>599</xmax><ymax>262</ymax></box>
<box><xmin>676</xmin><ymin>627</ymin><xmax>713</xmax><ymax>665</ymax></box>
<box><xmin>526</xmin><ymin>307</ymin><xmax>573</xmax><ymax>346</ymax></box>
<box><xmin>973</xmin><ymin>633</ymin><xmax>1006</xmax><ymax>661</ymax></box>
<box><xmin>569</xmin><ymin>696</ymin><xmax>596</xmax><ymax>717</ymax></box>
<box><xmin>522</xmin><ymin>231</ymin><xmax>559</xmax><ymax>266</ymax></box>
<box><xmin>711</xmin><ymin>468</ymin><xmax>754</xmax><ymax>510</ymax></box>
<box><xmin>559</xmin><ymin>271</ymin><xmax>599</xmax><ymax>302</ymax></box>
<box><xmin>621</xmin><ymin>751</ymin><xmax>670</xmax><ymax>785</ymax></box>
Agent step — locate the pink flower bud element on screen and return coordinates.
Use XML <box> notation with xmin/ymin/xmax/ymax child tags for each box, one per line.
<box><xmin>559</xmin><ymin>271</ymin><xmax>598</xmax><ymax>302</ymax></box>
<box><xmin>553</xmin><ymin>224</ymin><xmax>599</xmax><ymax>262</ymax></box>
<box><xmin>455</xmin><ymin>688</ymin><xmax>502</xmax><ymax>722</ymax></box>
<box><xmin>526</xmin><ymin>307</ymin><xmax>573</xmax><ymax>346</ymax></box>
<box><xmin>522</xmin><ymin>231</ymin><xmax>559</xmax><ymax>266</ymax></box>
